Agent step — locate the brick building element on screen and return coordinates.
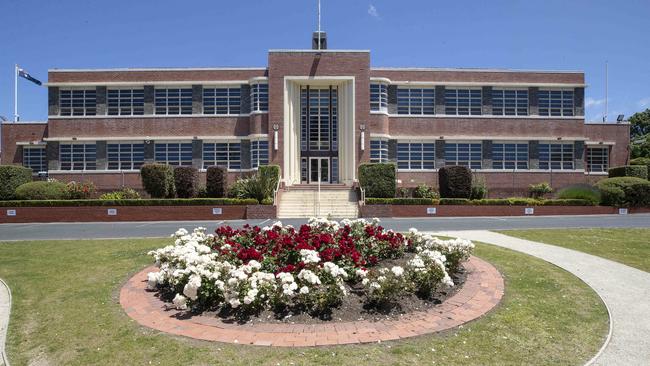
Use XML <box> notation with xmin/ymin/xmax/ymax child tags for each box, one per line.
<box><xmin>1</xmin><ymin>33</ymin><xmax>630</xmax><ymax>200</ymax></box>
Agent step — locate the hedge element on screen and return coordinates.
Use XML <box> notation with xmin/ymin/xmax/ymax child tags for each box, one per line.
<box><xmin>596</xmin><ymin>177</ymin><xmax>650</xmax><ymax>207</ymax></box>
<box><xmin>440</xmin><ymin>198</ymin><xmax>595</xmax><ymax>206</ymax></box>
<box><xmin>15</xmin><ymin>181</ymin><xmax>68</xmax><ymax>200</ymax></box>
<box><xmin>141</xmin><ymin>164</ymin><xmax>175</xmax><ymax>198</ymax></box>
<box><xmin>365</xmin><ymin>198</ymin><xmax>439</xmax><ymax>205</ymax></box>
<box><xmin>359</xmin><ymin>163</ymin><xmax>396</xmax><ymax>198</ymax></box>
<box><xmin>630</xmin><ymin>157</ymin><xmax>650</xmax><ymax>178</ymax></box>
<box><xmin>0</xmin><ymin>165</ymin><xmax>33</xmax><ymax>200</ymax></box>
<box><xmin>206</xmin><ymin>166</ymin><xmax>227</xmax><ymax>198</ymax></box>
<box><xmin>174</xmin><ymin>166</ymin><xmax>199</xmax><ymax>198</ymax></box>
<box><xmin>438</xmin><ymin>166</ymin><xmax>472</xmax><ymax>198</ymax></box>
<box><xmin>0</xmin><ymin>198</ymin><xmax>261</xmax><ymax>207</ymax></box>
<box><xmin>608</xmin><ymin>165</ymin><xmax>648</xmax><ymax>180</ymax></box>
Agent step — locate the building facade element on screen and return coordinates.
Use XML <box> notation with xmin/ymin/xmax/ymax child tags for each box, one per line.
<box><xmin>1</xmin><ymin>36</ymin><xmax>630</xmax><ymax>197</ymax></box>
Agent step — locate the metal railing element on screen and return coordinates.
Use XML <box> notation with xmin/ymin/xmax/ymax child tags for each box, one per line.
<box><xmin>272</xmin><ymin>177</ymin><xmax>281</xmax><ymax>206</ymax></box>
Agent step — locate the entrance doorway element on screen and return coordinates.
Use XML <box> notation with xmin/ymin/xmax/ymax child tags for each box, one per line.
<box><xmin>299</xmin><ymin>85</ymin><xmax>338</xmax><ymax>184</ymax></box>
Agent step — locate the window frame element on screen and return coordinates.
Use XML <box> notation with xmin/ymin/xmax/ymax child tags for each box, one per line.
<box><xmin>59</xmin><ymin>88</ymin><xmax>97</xmax><ymax>116</ymax></box>
<box><xmin>250</xmin><ymin>139</ymin><xmax>269</xmax><ymax>169</ymax></box>
<box><xmin>492</xmin><ymin>88</ymin><xmax>529</xmax><ymax>116</ymax></box>
<box><xmin>586</xmin><ymin>146</ymin><xmax>609</xmax><ymax>173</ymax></box>
<box><xmin>444</xmin><ymin>88</ymin><xmax>482</xmax><ymax>116</ymax></box>
<box><xmin>396</xmin><ymin>87</ymin><xmax>435</xmax><ymax>116</ymax></box>
<box><xmin>203</xmin><ymin>86</ymin><xmax>242</xmax><ymax>115</ymax></box>
<box><xmin>59</xmin><ymin>143</ymin><xmax>97</xmax><ymax>171</ymax></box>
<box><xmin>107</xmin><ymin>142</ymin><xmax>145</xmax><ymax>170</ymax></box>
<box><xmin>154</xmin><ymin>87</ymin><xmax>193</xmax><ymax>115</ymax></box>
<box><xmin>538</xmin><ymin>89</ymin><xmax>574</xmax><ymax>117</ymax></box>
<box><xmin>370</xmin><ymin>138</ymin><xmax>389</xmax><ymax>163</ymax></box>
<box><xmin>370</xmin><ymin>83</ymin><xmax>388</xmax><ymax>113</ymax></box>
<box><xmin>250</xmin><ymin>83</ymin><xmax>269</xmax><ymax>113</ymax></box>
<box><xmin>538</xmin><ymin>142</ymin><xmax>575</xmax><ymax>170</ymax></box>
<box><xmin>396</xmin><ymin>140</ymin><xmax>436</xmax><ymax>171</ymax></box>
<box><xmin>107</xmin><ymin>87</ymin><xmax>145</xmax><ymax>116</ymax></box>
<box><xmin>22</xmin><ymin>145</ymin><xmax>47</xmax><ymax>173</ymax></box>
<box><xmin>202</xmin><ymin>141</ymin><xmax>242</xmax><ymax>171</ymax></box>
<box><xmin>444</xmin><ymin>141</ymin><xmax>483</xmax><ymax>169</ymax></box>
<box><xmin>154</xmin><ymin>142</ymin><xmax>193</xmax><ymax>166</ymax></box>
<box><xmin>491</xmin><ymin>141</ymin><xmax>529</xmax><ymax>170</ymax></box>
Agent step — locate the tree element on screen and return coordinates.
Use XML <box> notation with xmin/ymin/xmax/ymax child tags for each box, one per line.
<box><xmin>629</xmin><ymin>109</ymin><xmax>650</xmax><ymax>158</ymax></box>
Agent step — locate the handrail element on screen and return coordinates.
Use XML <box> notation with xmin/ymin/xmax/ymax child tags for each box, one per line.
<box><xmin>359</xmin><ymin>186</ymin><xmax>366</xmax><ymax>205</ymax></box>
<box><xmin>272</xmin><ymin>177</ymin><xmax>281</xmax><ymax>206</ymax></box>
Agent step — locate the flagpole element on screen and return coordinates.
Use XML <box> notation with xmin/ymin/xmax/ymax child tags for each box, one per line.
<box><xmin>14</xmin><ymin>64</ymin><xmax>18</xmax><ymax>122</ymax></box>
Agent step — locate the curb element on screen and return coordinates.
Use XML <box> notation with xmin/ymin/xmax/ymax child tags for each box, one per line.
<box><xmin>0</xmin><ymin>278</ymin><xmax>11</xmax><ymax>366</ymax></box>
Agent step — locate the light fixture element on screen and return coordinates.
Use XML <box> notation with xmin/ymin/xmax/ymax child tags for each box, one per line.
<box><xmin>273</xmin><ymin>124</ymin><xmax>279</xmax><ymax>151</ymax></box>
<box><xmin>359</xmin><ymin>124</ymin><xmax>366</xmax><ymax>151</ymax></box>
<box><xmin>617</xmin><ymin>114</ymin><xmax>625</xmax><ymax>122</ymax></box>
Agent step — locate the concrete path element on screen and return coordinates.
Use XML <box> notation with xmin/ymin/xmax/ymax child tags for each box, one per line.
<box><xmin>0</xmin><ymin>279</ymin><xmax>11</xmax><ymax>366</ymax></box>
<box><xmin>434</xmin><ymin>230</ymin><xmax>650</xmax><ymax>366</ymax></box>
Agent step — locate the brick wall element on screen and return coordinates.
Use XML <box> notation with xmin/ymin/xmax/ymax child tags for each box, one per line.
<box><xmin>0</xmin><ymin>123</ymin><xmax>48</xmax><ymax>165</ymax></box>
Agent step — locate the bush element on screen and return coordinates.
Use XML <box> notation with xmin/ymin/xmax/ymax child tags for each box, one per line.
<box><xmin>596</xmin><ymin>177</ymin><xmax>650</xmax><ymax>207</ymax></box>
<box><xmin>65</xmin><ymin>181</ymin><xmax>96</xmax><ymax>199</ymax></box>
<box><xmin>0</xmin><ymin>165</ymin><xmax>32</xmax><ymax>200</ymax></box>
<box><xmin>630</xmin><ymin>157</ymin><xmax>650</xmax><ymax>179</ymax></box>
<box><xmin>365</xmin><ymin>197</ymin><xmax>438</xmax><ymax>205</ymax></box>
<box><xmin>0</xmin><ymin>198</ymin><xmax>259</xmax><ymax>207</ymax></box>
<box><xmin>228</xmin><ymin>165</ymin><xmax>280</xmax><ymax>203</ymax></box>
<box><xmin>174</xmin><ymin>167</ymin><xmax>199</xmax><ymax>198</ymax></box>
<box><xmin>396</xmin><ymin>187</ymin><xmax>410</xmax><ymax>198</ymax></box>
<box><xmin>99</xmin><ymin>187</ymin><xmax>141</xmax><ymax>200</ymax></box>
<box><xmin>439</xmin><ymin>198</ymin><xmax>471</xmax><ymax>205</ymax></box>
<box><xmin>141</xmin><ymin>164</ymin><xmax>175</xmax><ymax>198</ymax></box>
<box><xmin>470</xmin><ymin>175</ymin><xmax>488</xmax><ymax>200</ymax></box>
<box><xmin>358</xmin><ymin>163</ymin><xmax>396</xmax><ymax>198</ymax></box>
<box><xmin>206</xmin><ymin>166</ymin><xmax>227</xmax><ymax>198</ymax></box>
<box><xmin>412</xmin><ymin>184</ymin><xmax>438</xmax><ymax>199</ymax></box>
<box><xmin>556</xmin><ymin>184</ymin><xmax>600</xmax><ymax>205</ymax></box>
<box><xmin>608</xmin><ymin>165</ymin><xmax>648</xmax><ymax>180</ymax></box>
<box><xmin>15</xmin><ymin>181</ymin><xmax>68</xmax><ymax>200</ymax></box>
<box><xmin>438</xmin><ymin>166</ymin><xmax>472</xmax><ymax>198</ymax></box>
<box><xmin>529</xmin><ymin>182</ymin><xmax>553</xmax><ymax>199</ymax></box>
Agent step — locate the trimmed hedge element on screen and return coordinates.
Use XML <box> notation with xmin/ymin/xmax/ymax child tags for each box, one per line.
<box><xmin>438</xmin><ymin>166</ymin><xmax>472</xmax><ymax>198</ymax></box>
<box><xmin>15</xmin><ymin>181</ymin><xmax>68</xmax><ymax>200</ymax></box>
<box><xmin>174</xmin><ymin>166</ymin><xmax>199</xmax><ymax>198</ymax></box>
<box><xmin>608</xmin><ymin>165</ymin><xmax>648</xmax><ymax>180</ymax></box>
<box><xmin>0</xmin><ymin>165</ymin><xmax>33</xmax><ymax>200</ymax></box>
<box><xmin>366</xmin><ymin>198</ymin><xmax>438</xmax><ymax>205</ymax></box>
<box><xmin>556</xmin><ymin>184</ymin><xmax>601</xmax><ymax>205</ymax></box>
<box><xmin>439</xmin><ymin>198</ymin><xmax>595</xmax><ymax>206</ymax></box>
<box><xmin>206</xmin><ymin>166</ymin><xmax>227</xmax><ymax>198</ymax></box>
<box><xmin>359</xmin><ymin>163</ymin><xmax>396</xmax><ymax>198</ymax></box>
<box><xmin>99</xmin><ymin>187</ymin><xmax>141</xmax><ymax>200</ymax></box>
<box><xmin>0</xmin><ymin>198</ymin><xmax>260</xmax><ymax>207</ymax></box>
<box><xmin>596</xmin><ymin>177</ymin><xmax>650</xmax><ymax>207</ymax></box>
<box><xmin>141</xmin><ymin>164</ymin><xmax>175</xmax><ymax>198</ymax></box>
<box><xmin>630</xmin><ymin>157</ymin><xmax>650</xmax><ymax>178</ymax></box>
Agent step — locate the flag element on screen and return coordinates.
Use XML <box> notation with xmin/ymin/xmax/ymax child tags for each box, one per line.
<box><xmin>18</xmin><ymin>68</ymin><xmax>42</xmax><ymax>86</ymax></box>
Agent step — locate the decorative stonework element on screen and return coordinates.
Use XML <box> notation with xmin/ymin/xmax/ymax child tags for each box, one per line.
<box><xmin>120</xmin><ymin>256</ymin><xmax>504</xmax><ymax>347</ymax></box>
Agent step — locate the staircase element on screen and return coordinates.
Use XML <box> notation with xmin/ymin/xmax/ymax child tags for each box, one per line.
<box><xmin>277</xmin><ymin>185</ymin><xmax>359</xmax><ymax>219</ymax></box>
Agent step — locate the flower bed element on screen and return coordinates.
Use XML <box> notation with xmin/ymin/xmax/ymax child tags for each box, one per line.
<box><xmin>146</xmin><ymin>219</ymin><xmax>474</xmax><ymax>321</ymax></box>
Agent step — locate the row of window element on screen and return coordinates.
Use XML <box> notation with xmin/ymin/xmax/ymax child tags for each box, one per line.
<box><xmin>369</xmin><ymin>140</ymin><xmax>609</xmax><ymax>172</ymax></box>
<box><xmin>22</xmin><ymin>141</ymin><xmax>269</xmax><ymax>172</ymax></box>
<box><xmin>370</xmin><ymin>85</ymin><xmax>576</xmax><ymax>117</ymax></box>
<box><xmin>58</xmin><ymin>84</ymin><xmax>269</xmax><ymax>116</ymax></box>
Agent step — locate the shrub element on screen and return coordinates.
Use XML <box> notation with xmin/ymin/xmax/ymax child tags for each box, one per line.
<box><xmin>0</xmin><ymin>165</ymin><xmax>32</xmax><ymax>200</ymax></box>
<box><xmin>396</xmin><ymin>187</ymin><xmax>410</xmax><ymax>198</ymax></box>
<box><xmin>529</xmin><ymin>182</ymin><xmax>553</xmax><ymax>199</ymax></box>
<box><xmin>438</xmin><ymin>166</ymin><xmax>472</xmax><ymax>198</ymax></box>
<box><xmin>65</xmin><ymin>181</ymin><xmax>96</xmax><ymax>199</ymax></box>
<box><xmin>470</xmin><ymin>175</ymin><xmax>488</xmax><ymax>200</ymax></box>
<box><xmin>556</xmin><ymin>184</ymin><xmax>600</xmax><ymax>205</ymax></box>
<box><xmin>206</xmin><ymin>166</ymin><xmax>227</xmax><ymax>198</ymax></box>
<box><xmin>596</xmin><ymin>177</ymin><xmax>650</xmax><ymax>207</ymax></box>
<box><xmin>174</xmin><ymin>166</ymin><xmax>199</xmax><ymax>198</ymax></box>
<box><xmin>439</xmin><ymin>198</ymin><xmax>471</xmax><ymax>205</ymax></box>
<box><xmin>365</xmin><ymin>197</ymin><xmax>438</xmax><ymax>205</ymax></box>
<box><xmin>608</xmin><ymin>165</ymin><xmax>648</xmax><ymax>180</ymax></box>
<box><xmin>413</xmin><ymin>184</ymin><xmax>438</xmax><ymax>199</ymax></box>
<box><xmin>141</xmin><ymin>164</ymin><xmax>175</xmax><ymax>198</ymax></box>
<box><xmin>0</xmin><ymin>198</ymin><xmax>258</xmax><ymax>207</ymax></box>
<box><xmin>630</xmin><ymin>157</ymin><xmax>650</xmax><ymax>178</ymax></box>
<box><xmin>358</xmin><ymin>163</ymin><xmax>396</xmax><ymax>198</ymax></box>
<box><xmin>228</xmin><ymin>165</ymin><xmax>280</xmax><ymax>203</ymax></box>
<box><xmin>15</xmin><ymin>181</ymin><xmax>68</xmax><ymax>200</ymax></box>
<box><xmin>99</xmin><ymin>187</ymin><xmax>141</xmax><ymax>200</ymax></box>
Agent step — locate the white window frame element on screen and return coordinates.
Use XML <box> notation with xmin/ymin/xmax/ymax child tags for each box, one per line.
<box><xmin>250</xmin><ymin>139</ymin><xmax>269</xmax><ymax>169</ymax></box>
<box><xmin>538</xmin><ymin>142</ymin><xmax>575</xmax><ymax>170</ymax></box>
<box><xmin>370</xmin><ymin>138</ymin><xmax>389</xmax><ymax>163</ymax></box>
<box><xmin>59</xmin><ymin>88</ymin><xmax>97</xmax><ymax>116</ymax></box>
<box><xmin>154</xmin><ymin>141</ymin><xmax>193</xmax><ymax>166</ymax></box>
<box><xmin>250</xmin><ymin>83</ymin><xmax>269</xmax><ymax>113</ymax></box>
<box><xmin>444</xmin><ymin>141</ymin><xmax>482</xmax><ymax>169</ymax></box>
<box><xmin>492</xmin><ymin>88</ymin><xmax>528</xmax><ymax>116</ymax></box>
<box><xmin>203</xmin><ymin>86</ymin><xmax>241</xmax><ymax>115</ymax></box>
<box><xmin>59</xmin><ymin>143</ymin><xmax>97</xmax><ymax>171</ymax></box>
<box><xmin>491</xmin><ymin>141</ymin><xmax>529</xmax><ymax>170</ymax></box>
<box><xmin>22</xmin><ymin>146</ymin><xmax>47</xmax><ymax>173</ymax></box>
<box><xmin>154</xmin><ymin>87</ymin><xmax>193</xmax><ymax>115</ymax></box>
<box><xmin>396</xmin><ymin>87</ymin><xmax>435</xmax><ymax>116</ymax></box>
<box><xmin>444</xmin><ymin>88</ymin><xmax>482</xmax><ymax>116</ymax></box>
<box><xmin>538</xmin><ymin>89</ymin><xmax>574</xmax><ymax>117</ymax></box>
<box><xmin>107</xmin><ymin>142</ymin><xmax>145</xmax><ymax>170</ymax></box>
<box><xmin>107</xmin><ymin>87</ymin><xmax>145</xmax><ymax>116</ymax></box>
<box><xmin>397</xmin><ymin>140</ymin><xmax>436</xmax><ymax>171</ymax></box>
<box><xmin>370</xmin><ymin>83</ymin><xmax>388</xmax><ymax>113</ymax></box>
<box><xmin>202</xmin><ymin>141</ymin><xmax>242</xmax><ymax>170</ymax></box>
<box><xmin>586</xmin><ymin>146</ymin><xmax>609</xmax><ymax>173</ymax></box>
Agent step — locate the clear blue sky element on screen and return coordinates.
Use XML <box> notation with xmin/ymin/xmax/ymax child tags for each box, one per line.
<box><xmin>1</xmin><ymin>0</ymin><xmax>648</xmax><ymax>122</ymax></box>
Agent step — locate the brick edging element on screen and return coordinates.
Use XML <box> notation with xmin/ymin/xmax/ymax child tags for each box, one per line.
<box><xmin>119</xmin><ymin>256</ymin><xmax>504</xmax><ymax>347</ymax></box>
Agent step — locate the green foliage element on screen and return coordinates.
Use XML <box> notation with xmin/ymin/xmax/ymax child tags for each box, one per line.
<box><xmin>228</xmin><ymin>165</ymin><xmax>280</xmax><ymax>203</ymax></box>
<box><xmin>529</xmin><ymin>182</ymin><xmax>553</xmax><ymax>199</ymax></box>
<box><xmin>630</xmin><ymin>157</ymin><xmax>650</xmax><ymax>177</ymax></box>
<box><xmin>140</xmin><ymin>164</ymin><xmax>175</xmax><ymax>198</ymax></box>
<box><xmin>65</xmin><ymin>181</ymin><xmax>96</xmax><ymax>199</ymax></box>
<box><xmin>439</xmin><ymin>197</ymin><xmax>595</xmax><ymax>206</ymax></box>
<box><xmin>0</xmin><ymin>198</ymin><xmax>259</xmax><ymax>207</ymax></box>
<box><xmin>556</xmin><ymin>185</ymin><xmax>601</xmax><ymax>205</ymax></box>
<box><xmin>0</xmin><ymin>165</ymin><xmax>33</xmax><ymax>200</ymax></box>
<box><xmin>14</xmin><ymin>181</ymin><xmax>68</xmax><ymax>200</ymax></box>
<box><xmin>470</xmin><ymin>175</ymin><xmax>488</xmax><ymax>199</ymax></box>
<box><xmin>358</xmin><ymin>163</ymin><xmax>396</xmax><ymax>198</ymax></box>
<box><xmin>631</xmin><ymin>135</ymin><xmax>650</xmax><ymax>159</ymax></box>
<box><xmin>396</xmin><ymin>187</ymin><xmax>410</xmax><ymax>198</ymax></box>
<box><xmin>596</xmin><ymin>177</ymin><xmax>650</xmax><ymax>207</ymax></box>
<box><xmin>365</xmin><ymin>197</ymin><xmax>438</xmax><ymax>205</ymax></box>
<box><xmin>438</xmin><ymin>166</ymin><xmax>472</xmax><ymax>198</ymax></box>
<box><xmin>629</xmin><ymin>109</ymin><xmax>650</xmax><ymax>158</ymax></box>
<box><xmin>173</xmin><ymin>166</ymin><xmax>199</xmax><ymax>198</ymax></box>
<box><xmin>206</xmin><ymin>166</ymin><xmax>227</xmax><ymax>198</ymax></box>
<box><xmin>412</xmin><ymin>184</ymin><xmax>438</xmax><ymax>199</ymax></box>
<box><xmin>608</xmin><ymin>165</ymin><xmax>648</xmax><ymax>180</ymax></box>
<box><xmin>98</xmin><ymin>187</ymin><xmax>141</xmax><ymax>200</ymax></box>
<box><xmin>439</xmin><ymin>198</ymin><xmax>471</xmax><ymax>205</ymax></box>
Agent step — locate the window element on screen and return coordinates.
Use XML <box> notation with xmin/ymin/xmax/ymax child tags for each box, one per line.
<box><xmin>397</xmin><ymin>87</ymin><xmax>435</xmax><ymax>115</ymax></box>
<box><xmin>370</xmin><ymin>83</ymin><xmax>388</xmax><ymax>112</ymax></box>
<box><xmin>154</xmin><ymin>142</ymin><xmax>193</xmax><ymax>166</ymax></box>
<box><xmin>251</xmin><ymin>140</ymin><xmax>269</xmax><ymax>169</ymax></box>
<box><xmin>22</xmin><ymin>146</ymin><xmax>46</xmax><ymax>173</ymax></box>
<box><xmin>107</xmin><ymin>143</ymin><xmax>145</xmax><ymax>170</ymax></box>
<box><xmin>107</xmin><ymin>89</ymin><xmax>144</xmax><ymax>116</ymax></box>
<box><xmin>203</xmin><ymin>87</ymin><xmax>241</xmax><ymax>115</ymax></box>
<box><xmin>370</xmin><ymin>139</ymin><xmax>388</xmax><ymax>163</ymax></box>
<box><xmin>445</xmin><ymin>142</ymin><xmax>482</xmax><ymax>169</ymax></box>
<box><xmin>155</xmin><ymin>88</ymin><xmax>192</xmax><ymax>115</ymax></box>
<box><xmin>587</xmin><ymin>147</ymin><xmax>609</xmax><ymax>172</ymax></box>
<box><xmin>203</xmin><ymin>142</ymin><xmax>241</xmax><ymax>170</ymax></box>
<box><xmin>397</xmin><ymin>142</ymin><xmax>435</xmax><ymax>170</ymax></box>
<box><xmin>538</xmin><ymin>143</ymin><xmax>574</xmax><ymax>170</ymax></box>
<box><xmin>492</xmin><ymin>89</ymin><xmax>528</xmax><ymax>116</ymax></box>
<box><xmin>60</xmin><ymin>89</ymin><xmax>96</xmax><ymax>116</ymax></box>
<box><xmin>445</xmin><ymin>88</ymin><xmax>482</xmax><ymax>115</ymax></box>
<box><xmin>250</xmin><ymin>83</ymin><xmax>268</xmax><ymax>112</ymax></box>
<box><xmin>300</xmin><ymin>86</ymin><xmax>337</xmax><ymax>151</ymax></box>
<box><xmin>60</xmin><ymin>143</ymin><xmax>96</xmax><ymax>170</ymax></box>
<box><xmin>492</xmin><ymin>143</ymin><xmax>529</xmax><ymax>169</ymax></box>
<box><xmin>538</xmin><ymin>89</ymin><xmax>574</xmax><ymax>116</ymax></box>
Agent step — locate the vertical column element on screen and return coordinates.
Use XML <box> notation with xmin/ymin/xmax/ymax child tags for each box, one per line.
<box><xmin>192</xmin><ymin>85</ymin><xmax>203</xmax><ymax>115</ymax></box>
<box><xmin>387</xmin><ymin>139</ymin><xmax>398</xmax><ymax>162</ymax></box>
<box><xmin>144</xmin><ymin>86</ymin><xmax>155</xmax><ymax>115</ymax></box>
<box><xmin>240</xmin><ymin>84</ymin><xmax>251</xmax><ymax>115</ymax></box>
<box><xmin>192</xmin><ymin>139</ymin><xmax>203</xmax><ymax>169</ymax></box>
<box><xmin>241</xmin><ymin>139</ymin><xmax>251</xmax><ymax>170</ymax></box>
<box><xmin>48</xmin><ymin>87</ymin><xmax>59</xmax><ymax>116</ymax></box>
<box><xmin>528</xmin><ymin>140</ymin><xmax>539</xmax><ymax>169</ymax></box>
<box><xmin>529</xmin><ymin>87</ymin><xmax>539</xmax><ymax>116</ymax></box>
<box><xmin>96</xmin><ymin>86</ymin><xmax>107</xmax><ymax>115</ymax></box>
<box><xmin>482</xmin><ymin>140</ymin><xmax>492</xmax><ymax>169</ymax></box>
<box><xmin>574</xmin><ymin>141</ymin><xmax>585</xmax><ymax>170</ymax></box>
<box><xmin>387</xmin><ymin>85</ymin><xmax>398</xmax><ymax>115</ymax></box>
<box><xmin>435</xmin><ymin>86</ymin><xmax>446</xmax><ymax>115</ymax></box>
<box><xmin>481</xmin><ymin>86</ymin><xmax>492</xmax><ymax>116</ymax></box>
<box><xmin>435</xmin><ymin>140</ymin><xmax>446</xmax><ymax>168</ymax></box>
<box><xmin>574</xmin><ymin>87</ymin><xmax>585</xmax><ymax>117</ymax></box>
<box><xmin>46</xmin><ymin>141</ymin><xmax>60</xmax><ymax>171</ymax></box>
<box><xmin>144</xmin><ymin>140</ymin><xmax>155</xmax><ymax>164</ymax></box>
<box><xmin>95</xmin><ymin>141</ymin><xmax>108</xmax><ymax>170</ymax></box>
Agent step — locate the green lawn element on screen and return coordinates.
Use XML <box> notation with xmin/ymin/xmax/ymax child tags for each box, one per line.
<box><xmin>0</xmin><ymin>237</ymin><xmax>608</xmax><ymax>366</ymax></box>
<box><xmin>499</xmin><ymin>228</ymin><xmax>650</xmax><ymax>273</ymax></box>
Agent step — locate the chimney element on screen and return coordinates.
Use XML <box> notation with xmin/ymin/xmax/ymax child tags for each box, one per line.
<box><xmin>312</xmin><ymin>32</ymin><xmax>327</xmax><ymax>50</ymax></box>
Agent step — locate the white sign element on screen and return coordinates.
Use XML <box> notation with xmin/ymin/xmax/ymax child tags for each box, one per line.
<box><xmin>107</xmin><ymin>208</ymin><xmax>117</xmax><ymax>216</ymax></box>
<box><xmin>212</xmin><ymin>207</ymin><xmax>223</xmax><ymax>215</ymax></box>
<box><xmin>426</xmin><ymin>207</ymin><xmax>437</xmax><ymax>215</ymax></box>
<box><xmin>6</xmin><ymin>209</ymin><xmax>16</xmax><ymax>216</ymax></box>
<box><xmin>524</xmin><ymin>207</ymin><xmax>534</xmax><ymax>215</ymax></box>
<box><xmin>618</xmin><ymin>208</ymin><xmax>628</xmax><ymax>215</ymax></box>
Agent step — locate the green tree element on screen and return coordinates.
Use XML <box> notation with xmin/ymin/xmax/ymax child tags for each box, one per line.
<box><xmin>629</xmin><ymin>109</ymin><xmax>650</xmax><ymax>158</ymax></box>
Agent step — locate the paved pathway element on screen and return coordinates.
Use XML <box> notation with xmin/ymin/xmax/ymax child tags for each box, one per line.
<box><xmin>0</xmin><ymin>279</ymin><xmax>11</xmax><ymax>366</ymax></box>
<box><xmin>433</xmin><ymin>230</ymin><xmax>650</xmax><ymax>366</ymax></box>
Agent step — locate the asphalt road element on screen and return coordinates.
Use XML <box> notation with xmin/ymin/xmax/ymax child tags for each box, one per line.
<box><xmin>1</xmin><ymin>214</ymin><xmax>649</xmax><ymax>241</ymax></box>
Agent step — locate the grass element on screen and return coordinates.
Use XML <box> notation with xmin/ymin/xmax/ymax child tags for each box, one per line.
<box><xmin>0</xmin><ymin>237</ymin><xmax>608</xmax><ymax>365</ymax></box>
<box><xmin>499</xmin><ymin>228</ymin><xmax>650</xmax><ymax>273</ymax></box>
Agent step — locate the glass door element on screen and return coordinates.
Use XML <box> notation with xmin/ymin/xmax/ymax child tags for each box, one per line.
<box><xmin>309</xmin><ymin>157</ymin><xmax>329</xmax><ymax>184</ymax></box>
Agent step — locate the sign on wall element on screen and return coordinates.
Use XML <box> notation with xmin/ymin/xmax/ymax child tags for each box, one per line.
<box><xmin>6</xmin><ymin>209</ymin><xmax>16</xmax><ymax>216</ymax></box>
<box><xmin>107</xmin><ymin>209</ymin><xmax>117</xmax><ymax>216</ymax></box>
<box><xmin>212</xmin><ymin>208</ymin><xmax>223</xmax><ymax>215</ymax></box>
<box><xmin>524</xmin><ymin>207</ymin><xmax>534</xmax><ymax>215</ymax></box>
<box><xmin>426</xmin><ymin>207</ymin><xmax>437</xmax><ymax>215</ymax></box>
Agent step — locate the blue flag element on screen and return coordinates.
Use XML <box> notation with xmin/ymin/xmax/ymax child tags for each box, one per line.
<box><xmin>18</xmin><ymin>68</ymin><xmax>42</xmax><ymax>86</ymax></box>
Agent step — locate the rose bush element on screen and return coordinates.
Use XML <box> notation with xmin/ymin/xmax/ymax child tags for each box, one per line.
<box><xmin>147</xmin><ymin>218</ymin><xmax>474</xmax><ymax>317</ymax></box>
